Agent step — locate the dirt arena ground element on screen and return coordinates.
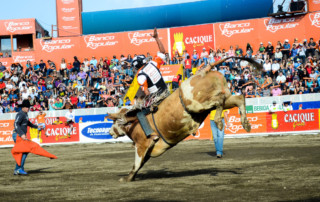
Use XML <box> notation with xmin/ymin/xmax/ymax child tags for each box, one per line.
<box><xmin>1</xmin><ymin>134</ymin><xmax>320</xmax><ymax>202</ymax></box>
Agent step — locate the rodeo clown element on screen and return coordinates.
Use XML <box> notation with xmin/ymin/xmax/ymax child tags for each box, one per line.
<box><xmin>11</xmin><ymin>100</ymin><xmax>57</xmax><ymax>175</ymax></box>
<box><xmin>130</xmin><ymin>28</ymin><xmax>169</xmax><ymax>139</ymax></box>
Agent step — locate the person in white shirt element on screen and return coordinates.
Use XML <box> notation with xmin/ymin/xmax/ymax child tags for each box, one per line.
<box><xmin>65</xmin><ymin>108</ymin><xmax>75</xmax><ymax>137</ymax></box>
<box><xmin>276</xmin><ymin>72</ymin><xmax>286</xmax><ymax>84</ymax></box>
<box><xmin>283</xmin><ymin>101</ymin><xmax>293</xmax><ymax>112</ymax></box>
<box><xmin>271</xmin><ymin>60</ymin><xmax>280</xmax><ymax>79</ymax></box>
<box><xmin>263</xmin><ymin>59</ymin><xmax>272</xmax><ymax>76</ymax></box>
<box><xmin>200</xmin><ymin>48</ymin><xmax>209</xmax><ymax>66</ymax></box>
<box><xmin>21</xmin><ymin>89</ymin><xmax>29</xmax><ymax>100</ymax></box>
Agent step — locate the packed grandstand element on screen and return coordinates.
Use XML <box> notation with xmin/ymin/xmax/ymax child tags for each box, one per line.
<box><xmin>0</xmin><ymin>36</ymin><xmax>319</xmax><ymax>113</ymax></box>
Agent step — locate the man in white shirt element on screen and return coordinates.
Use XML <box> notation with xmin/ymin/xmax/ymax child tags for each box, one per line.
<box><xmin>21</xmin><ymin>89</ymin><xmax>30</xmax><ymax>100</ymax></box>
<box><xmin>200</xmin><ymin>48</ymin><xmax>209</xmax><ymax>66</ymax></box>
<box><xmin>276</xmin><ymin>72</ymin><xmax>286</xmax><ymax>84</ymax></box>
<box><xmin>271</xmin><ymin>60</ymin><xmax>280</xmax><ymax>79</ymax></box>
<box><xmin>65</xmin><ymin>108</ymin><xmax>75</xmax><ymax>137</ymax></box>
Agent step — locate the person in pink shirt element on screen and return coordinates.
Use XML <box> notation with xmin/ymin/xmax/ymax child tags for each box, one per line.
<box><xmin>271</xmin><ymin>84</ymin><xmax>282</xmax><ymax>96</ymax></box>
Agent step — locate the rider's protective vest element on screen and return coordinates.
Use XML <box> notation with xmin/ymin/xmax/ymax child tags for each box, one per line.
<box><xmin>137</xmin><ymin>61</ymin><xmax>167</xmax><ymax>94</ymax></box>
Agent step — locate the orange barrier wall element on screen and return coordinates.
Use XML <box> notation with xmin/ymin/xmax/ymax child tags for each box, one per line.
<box><xmin>189</xmin><ymin>109</ymin><xmax>320</xmax><ymax>140</ymax></box>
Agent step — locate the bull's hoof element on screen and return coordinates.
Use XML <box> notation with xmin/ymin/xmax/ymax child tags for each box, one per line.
<box><xmin>216</xmin><ymin>121</ymin><xmax>223</xmax><ymax>131</ymax></box>
<box><xmin>243</xmin><ymin>119</ymin><xmax>251</xmax><ymax>132</ymax></box>
<box><xmin>119</xmin><ymin>176</ymin><xmax>134</xmax><ymax>182</ymax></box>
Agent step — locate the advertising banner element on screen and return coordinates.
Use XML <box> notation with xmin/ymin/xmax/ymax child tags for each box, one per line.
<box><xmin>256</xmin><ymin>16</ymin><xmax>306</xmax><ymax>46</ymax></box>
<box><xmin>56</xmin><ymin>0</ymin><xmax>82</xmax><ymax>37</ymax></box>
<box><xmin>170</xmin><ymin>24</ymin><xmax>214</xmax><ymax>56</ymax></box>
<box><xmin>305</xmin><ymin>11</ymin><xmax>320</xmax><ymax>37</ymax></box>
<box><xmin>267</xmin><ymin>109</ymin><xmax>319</xmax><ymax>132</ymax></box>
<box><xmin>12</xmin><ymin>51</ymin><xmax>36</xmax><ymax>66</ymax></box>
<box><xmin>0</xmin><ymin>58</ymin><xmax>13</xmax><ymax>69</ymax></box>
<box><xmin>214</xmin><ymin>19</ymin><xmax>259</xmax><ymax>52</ymax></box>
<box><xmin>79</xmin><ymin>122</ymin><xmax>131</xmax><ymax>143</ymax></box>
<box><xmin>309</xmin><ymin>0</ymin><xmax>320</xmax><ymax>12</ymax></box>
<box><xmin>160</xmin><ymin>64</ymin><xmax>183</xmax><ymax>82</ymax></box>
<box><xmin>27</xmin><ymin>116</ymin><xmax>79</xmax><ymax>144</ymax></box>
<box><xmin>0</xmin><ymin>120</ymin><xmax>15</xmax><ymax>146</ymax></box>
<box><xmin>0</xmin><ymin>18</ymin><xmax>35</xmax><ymax>35</ymax></box>
<box><xmin>34</xmin><ymin>37</ymin><xmax>81</xmax><ymax>66</ymax></box>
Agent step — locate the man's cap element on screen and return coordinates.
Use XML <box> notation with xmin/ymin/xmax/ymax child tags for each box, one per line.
<box><xmin>21</xmin><ymin>100</ymin><xmax>31</xmax><ymax>108</ymax></box>
<box><xmin>285</xmin><ymin>39</ymin><xmax>289</xmax><ymax>42</ymax></box>
<box><xmin>202</xmin><ymin>47</ymin><xmax>206</xmax><ymax>50</ymax></box>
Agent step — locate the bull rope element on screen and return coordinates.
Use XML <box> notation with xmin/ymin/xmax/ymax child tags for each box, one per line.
<box><xmin>151</xmin><ymin>113</ymin><xmax>176</xmax><ymax>147</ymax></box>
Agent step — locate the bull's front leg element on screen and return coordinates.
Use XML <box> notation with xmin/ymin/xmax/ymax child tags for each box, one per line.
<box><xmin>120</xmin><ymin>138</ymin><xmax>156</xmax><ymax>182</ymax></box>
<box><xmin>214</xmin><ymin>106</ymin><xmax>224</xmax><ymax>131</ymax></box>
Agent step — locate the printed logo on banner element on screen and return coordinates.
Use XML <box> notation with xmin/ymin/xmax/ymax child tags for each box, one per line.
<box><xmin>40</xmin><ymin>39</ymin><xmax>74</xmax><ymax>52</ymax></box>
<box><xmin>218</xmin><ymin>22</ymin><xmax>254</xmax><ymax>37</ymax></box>
<box><xmin>61</xmin><ymin>8</ymin><xmax>75</xmax><ymax>13</ymax></box>
<box><xmin>62</xmin><ymin>25</ymin><xmax>78</xmax><ymax>30</ymax></box>
<box><xmin>0</xmin><ymin>120</ymin><xmax>15</xmax><ymax>145</ymax></box>
<box><xmin>84</xmin><ymin>35</ymin><xmax>118</xmax><ymax>49</ymax></box>
<box><xmin>4</xmin><ymin>21</ymin><xmax>32</xmax><ymax>33</ymax></box>
<box><xmin>264</xmin><ymin>18</ymin><xmax>299</xmax><ymax>33</ymax></box>
<box><xmin>1</xmin><ymin>61</ymin><xmax>8</xmax><ymax>66</ymax></box>
<box><xmin>172</xmin><ymin>32</ymin><xmax>213</xmax><ymax>55</ymax></box>
<box><xmin>226</xmin><ymin>115</ymin><xmax>263</xmax><ymax>134</ymax></box>
<box><xmin>313</xmin><ymin>0</ymin><xmax>320</xmax><ymax>4</ymax></box>
<box><xmin>81</xmin><ymin>123</ymin><xmax>113</xmax><ymax>139</ymax></box>
<box><xmin>309</xmin><ymin>13</ymin><xmax>320</xmax><ymax>28</ymax></box>
<box><xmin>283</xmin><ymin>112</ymin><xmax>315</xmax><ymax>129</ymax></box>
<box><xmin>62</xmin><ymin>16</ymin><xmax>76</xmax><ymax>22</ymax></box>
<box><xmin>128</xmin><ymin>31</ymin><xmax>162</xmax><ymax>46</ymax></box>
<box><xmin>61</xmin><ymin>0</ymin><xmax>74</xmax><ymax>4</ymax></box>
<box><xmin>13</xmin><ymin>55</ymin><xmax>35</xmax><ymax>63</ymax></box>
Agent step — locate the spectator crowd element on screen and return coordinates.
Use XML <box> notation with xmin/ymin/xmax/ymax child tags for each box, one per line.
<box><xmin>0</xmin><ymin>37</ymin><xmax>319</xmax><ymax>113</ymax></box>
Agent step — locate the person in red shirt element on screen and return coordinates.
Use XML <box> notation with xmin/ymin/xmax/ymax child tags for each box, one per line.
<box><xmin>70</xmin><ymin>93</ymin><xmax>78</xmax><ymax>109</ymax></box>
<box><xmin>184</xmin><ymin>55</ymin><xmax>192</xmax><ymax>78</ymax></box>
<box><xmin>0</xmin><ymin>79</ymin><xmax>6</xmax><ymax>94</ymax></box>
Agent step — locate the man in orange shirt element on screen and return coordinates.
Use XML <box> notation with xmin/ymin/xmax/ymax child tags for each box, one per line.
<box><xmin>35</xmin><ymin>110</ymin><xmax>46</xmax><ymax>138</ymax></box>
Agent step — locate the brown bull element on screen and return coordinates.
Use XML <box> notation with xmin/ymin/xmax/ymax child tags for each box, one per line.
<box><xmin>108</xmin><ymin>56</ymin><xmax>262</xmax><ymax>182</ymax></box>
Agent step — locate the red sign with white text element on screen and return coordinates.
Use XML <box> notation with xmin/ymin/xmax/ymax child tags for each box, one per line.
<box><xmin>56</xmin><ymin>0</ymin><xmax>82</xmax><ymax>37</ymax></box>
<box><xmin>170</xmin><ymin>24</ymin><xmax>214</xmax><ymax>57</ymax></box>
<box><xmin>0</xmin><ymin>120</ymin><xmax>15</xmax><ymax>146</ymax></box>
<box><xmin>267</xmin><ymin>109</ymin><xmax>319</xmax><ymax>132</ymax></box>
<box><xmin>27</xmin><ymin>116</ymin><xmax>79</xmax><ymax>144</ymax></box>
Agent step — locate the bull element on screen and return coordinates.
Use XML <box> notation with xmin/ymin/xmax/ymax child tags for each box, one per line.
<box><xmin>107</xmin><ymin>57</ymin><xmax>262</xmax><ymax>182</ymax></box>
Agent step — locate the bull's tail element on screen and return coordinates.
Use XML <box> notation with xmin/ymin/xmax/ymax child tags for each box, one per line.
<box><xmin>204</xmin><ymin>56</ymin><xmax>263</xmax><ymax>74</ymax></box>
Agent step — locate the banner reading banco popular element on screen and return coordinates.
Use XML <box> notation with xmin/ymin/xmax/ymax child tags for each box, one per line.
<box><xmin>267</xmin><ymin>109</ymin><xmax>319</xmax><ymax>132</ymax></box>
<box><xmin>170</xmin><ymin>24</ymin><xmax>214</xmax><ymax>56</ymax></box>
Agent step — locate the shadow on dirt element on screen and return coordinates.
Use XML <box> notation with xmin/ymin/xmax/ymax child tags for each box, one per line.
<box><xmin>27</xmin><ymin>167</ymin><xmax>61</xmax><ymax>174</ymax></box>
<box><xmin>122</xmin><ymin>167</ymin><xmax>242</xmax><ymax>180</ymax></box>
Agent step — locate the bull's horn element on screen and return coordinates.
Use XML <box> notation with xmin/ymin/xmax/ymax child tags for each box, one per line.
<box><xmin>106</xmin><ymin>113</ymin><xmax>121</xmax><ymax>120</ymax></box>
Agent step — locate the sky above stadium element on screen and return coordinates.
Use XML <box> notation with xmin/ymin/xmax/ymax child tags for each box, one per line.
<box><xmin>0</xmin><ymin>0</ymin><xmax>280</xmax><ymax>35</ymax></box>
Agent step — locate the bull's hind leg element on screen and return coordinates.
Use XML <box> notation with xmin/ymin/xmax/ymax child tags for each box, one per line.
<box><xmin>224</xmin><ymin>95</ymin><xmax>251</xmax><ymax>132</ymax></box>
<box><xmin>120</xmin><ymin>138</ymin><xmax>156</xmax><ymax>182</ymax></box>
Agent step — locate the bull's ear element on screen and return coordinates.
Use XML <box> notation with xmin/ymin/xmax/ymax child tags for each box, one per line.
<box><xmin>106</xmin><ymin>113</ymin><xmax>120</xmax><ymax>120</ymax></box>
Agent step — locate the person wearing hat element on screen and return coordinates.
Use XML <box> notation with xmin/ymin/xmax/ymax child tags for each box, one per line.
<box><xmin>269</xmin><ymin>101</ymin><xmax>279</xmax><ymax>113</ymax></box>
<box><xmin>12</xmin><ymin>100</ymin><xmax>40</xmax><ymax>175</ymax></box>
<box><xmin>282</xmin><ymin>39</ymin><xmax>291</xmax><ymax>60</ymax></box>
<box><xmin>265</xmin><ymin>42</ymin><xmax>274</xmax><ymax>60</ymax></box>
<box><xmin>200</xmin><ymin>47</ymin><xmax>209</xmax><ymax>66</ymax></box>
